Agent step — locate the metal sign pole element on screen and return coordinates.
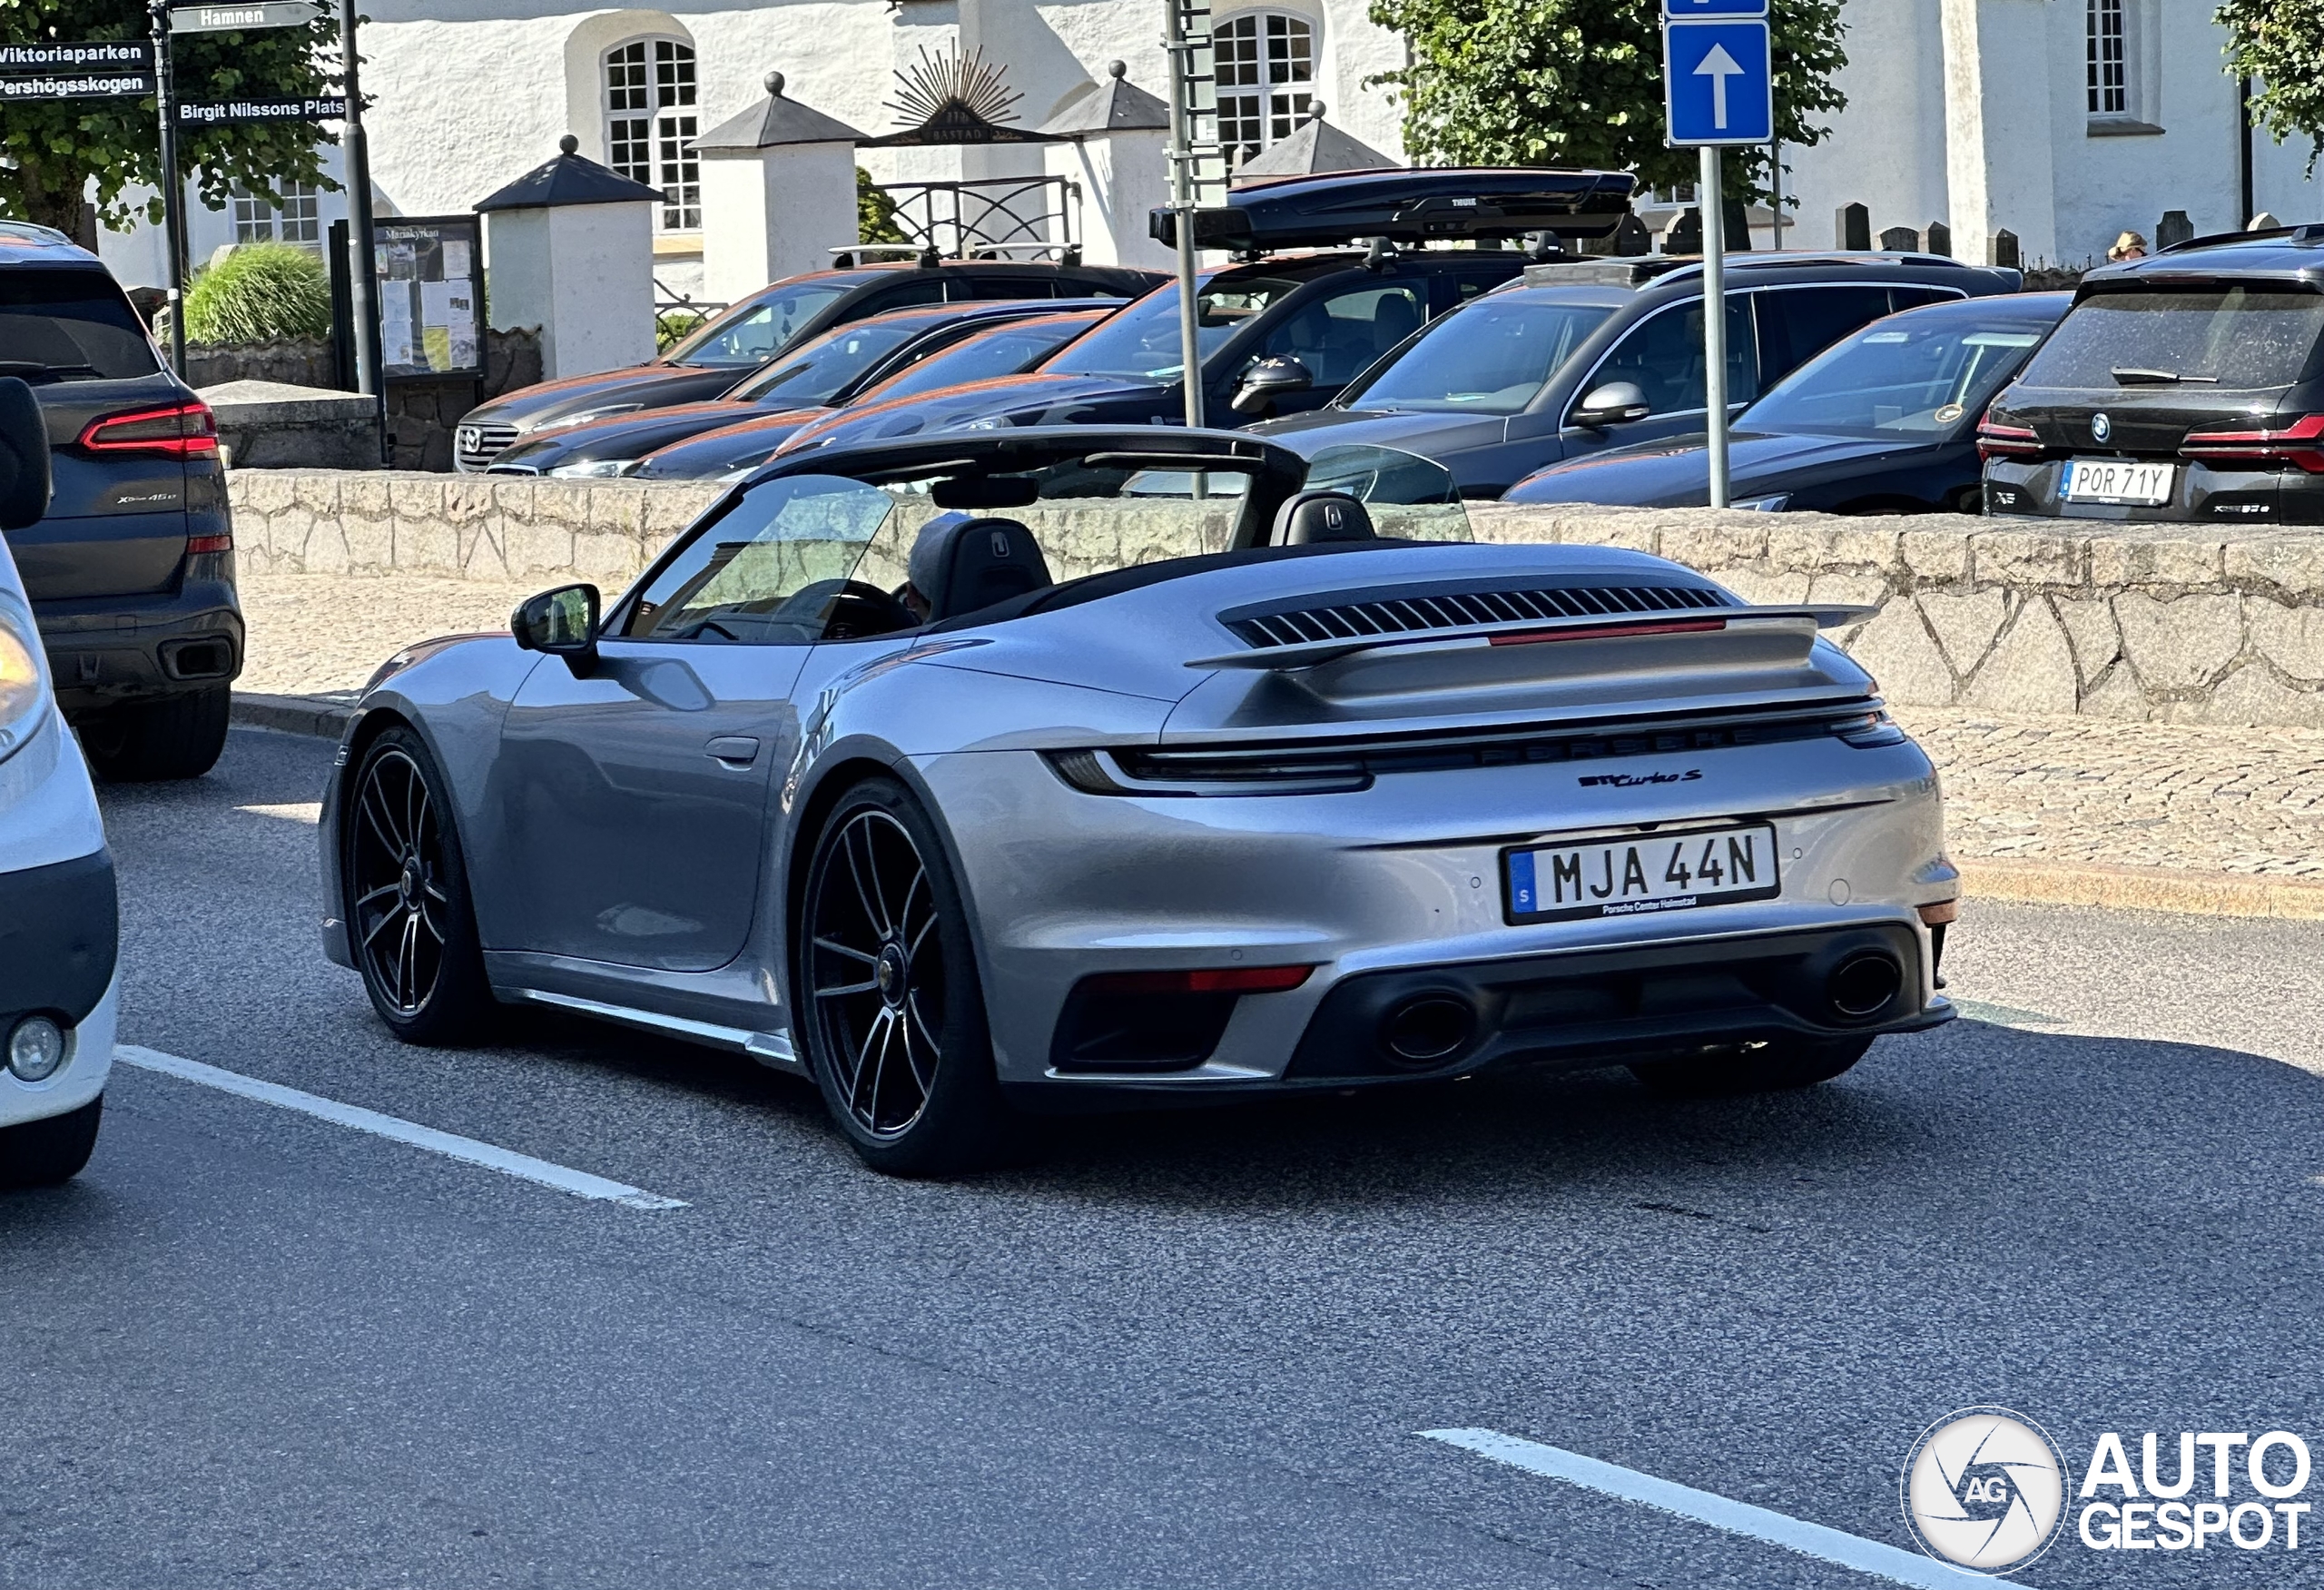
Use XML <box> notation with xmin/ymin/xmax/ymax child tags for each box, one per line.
<box><xmin>336</xmin><ymin>0</ymin><xmax>384</xmax><ymax>454</ymax></box>
<box><xmin>1162</xmin><ymin>0</ymin><xmax>1206</xmax><ymax>430</ymax></box>
<box><xmin>1699</xmin><ymin>146</ymin><xmax>1728</xmax><ymax>509</ymax></box>
<box><xmin>147</xmin><ymin>0</ymin><xmax>188</xmax><ymax>376</ymax></box>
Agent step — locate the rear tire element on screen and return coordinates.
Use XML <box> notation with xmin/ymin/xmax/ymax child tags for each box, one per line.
<box><xmin>81</xmin><ymin>686</ymin><xmax>230</xmax><ymax>782</ymax></box>
<box><xmin>343</xmin><ymin>726</ymin><xmax>496</xmax><ymax>1045</ymax></box>
<box><xmin>0</xmin><ymin>1096</ymin><xmax>102</xmax><ymax>1189</ymax></box>
<box><xmin>1629</xmin><ymin>1035</ymin><xmax>1874</xmax><ymax>1097</ymax></box>
<box><xmin>797</xmin><ymin>777</ymin><xmax>1013</xmax><ymax>1177</ymax></box>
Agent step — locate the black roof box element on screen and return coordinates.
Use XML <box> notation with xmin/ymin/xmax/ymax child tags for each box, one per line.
<box><xmin>1149</xmin><ymin>167</ymin><xmax>1636</xmax><ymax>252</ymax></box>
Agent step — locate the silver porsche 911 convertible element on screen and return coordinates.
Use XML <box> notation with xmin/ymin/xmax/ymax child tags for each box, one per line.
<box><xmin>319</xmin><ymin>427</ymin><xmax>1958</xmax><ymax>1174</ymax></box>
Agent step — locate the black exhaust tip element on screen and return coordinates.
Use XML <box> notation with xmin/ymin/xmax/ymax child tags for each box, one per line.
<box><xmin>1381</xmin><ymin>994</ymin><xmax>1475</xmax><ymax>1067</ymax></box>
<box><xmin>1827</xmin><ymin>952</ymin><xmax>1903</xmax><ymax>1020</ymax></box>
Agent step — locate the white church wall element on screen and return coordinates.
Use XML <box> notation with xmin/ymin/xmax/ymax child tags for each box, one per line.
<box><xmin>1781</xmin><ymin>0</ymin><xmax>1949</xmax><ymax>252</ymax></box>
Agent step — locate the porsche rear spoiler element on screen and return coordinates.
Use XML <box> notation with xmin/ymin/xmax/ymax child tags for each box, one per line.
<box><xmin>1185</xmin><ymin>605</ymin><xmax>1876</xmax><ymax>672</ymax></box>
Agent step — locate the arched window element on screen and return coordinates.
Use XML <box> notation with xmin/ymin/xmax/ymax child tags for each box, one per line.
<box><xmin>1216</xmin><ymin>12</ymin><xmax>1314</xmax><ymax>167</ymax></box>
<box><xmin>606</xmin><ymin>38</ymin><xmax>699</xmax><ymax>231</ymax></box>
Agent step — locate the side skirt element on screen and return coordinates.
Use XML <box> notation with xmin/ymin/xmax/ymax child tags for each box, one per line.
<box><xmin>499</xmin><ymin>987</ymin><xmax>806</xmax><ymax>1076</ymax></box>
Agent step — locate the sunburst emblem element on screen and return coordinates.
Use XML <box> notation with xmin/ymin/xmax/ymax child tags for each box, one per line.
<box><xmin>885</xmin><ymin>44</ymin><xmax>1024</xmax><ymax>132</ymax></box>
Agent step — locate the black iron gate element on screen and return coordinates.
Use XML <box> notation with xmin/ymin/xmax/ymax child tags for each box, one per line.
<box><xmin>872</xmin><ymin>175</ymin><xmax>1082</xmax><ymax>262</ymax></box>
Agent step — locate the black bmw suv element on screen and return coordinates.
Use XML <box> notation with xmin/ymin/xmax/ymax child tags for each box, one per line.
<box><xmin>1</xmin><ymin>224</ymin><xmax>240</xmax><ymax>779</ymax></box>
<box><xmin>1982</xmin><ymin>229</ymin><xmax>2324</xmax><ymax>523</ymax></box>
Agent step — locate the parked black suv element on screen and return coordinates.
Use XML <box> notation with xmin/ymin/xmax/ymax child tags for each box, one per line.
<box><xmin>770</xmin><ymin>169</ymin><xmax>1642</xmax><ymax>453</ymax></box>
<box><xmin>1</xmin><ymin>224</ymin><xmax>240</xmax><ymax>780</ymax></box>
<box><xmin>1255</xmin><ymin>252</ymin><xmax>2023</xmax><ymax>496</ymax></box>
<box><xmin>1982</xmin><ymin>230</ymin><xmax>2324</xmax><ymax>522</ymax></box>
<box><xmin>452</xmin><ymin>258</ymin><xmax>1164</xmax><ymax>470</ymax></box>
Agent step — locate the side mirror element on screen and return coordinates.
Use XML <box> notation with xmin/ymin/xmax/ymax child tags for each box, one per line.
<box><xmin>1230</xmin><ymin>355</ymin><xmax>1315</xmax><ymax>417</ymax></box>
<box><xmin>0</xmin><ymin>377</ymin><xmax>53</xmax><ymax>532</ymax></box>
<box><xmin>512</xmin><ymin>582</ymin><xmax>601</xmax><ymax>674</ymax></box>
<box><xmin>1572</xmin><ymin>380</ymin><xmax>1652</xmax><ymax>430</ymax></box>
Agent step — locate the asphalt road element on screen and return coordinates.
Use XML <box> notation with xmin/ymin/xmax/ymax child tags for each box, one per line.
<box><xmin>7</xmin><ymin>725</ymin><xmax>2324</xmax><ymax>1589</ymax></box>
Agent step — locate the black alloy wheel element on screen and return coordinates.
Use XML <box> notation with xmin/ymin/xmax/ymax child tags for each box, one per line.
<box><xmin>344</xmin><ymin>727</ymin><xmax>493</xmax><ymax>1044</ymax></box>
<box><xmin>800</xmin><ymin>777</ymin><xmax>1009</xmax><ymax>1175</ymax></box>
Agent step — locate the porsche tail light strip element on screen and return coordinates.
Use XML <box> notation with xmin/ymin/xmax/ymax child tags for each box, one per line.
<box><xmin>2178</xmin><ymin>412</ymin><xmax>2324</xmax><ymax>473</ymax></box>
<box><xmin>1078</xmin><ymin>965</ymin><xmax>1315</xmax><ymax>995</ymax></box>
<box><xmin>78</xmin><ymin>399</ymin><xmax>219</xmax><ymax>458</ymax></box>
<box><xmin>1488</xmin><ymin>618</ymin><xmax>1726</xmax><ymax>647</ymax></box>
<box><xmin>1974</xmin><ymin>419</ymin><xmax>2044</xmax><ymax>460</ymax></box>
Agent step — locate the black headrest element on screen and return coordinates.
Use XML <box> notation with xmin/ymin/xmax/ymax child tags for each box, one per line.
<box><xmin>1271</xmin><ymin>489</ymin><xmax>1375</xmax><ymax>546</ymax></box>
<box><xmin>907</xmin><ymin>512</ymin><xmax>1054</xmax><ymax>622</ymax></box>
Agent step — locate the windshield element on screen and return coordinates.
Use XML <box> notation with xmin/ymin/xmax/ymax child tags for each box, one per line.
<box><xmin>0</xmin><ymin>270</ymin><xmax>160</xmax><ymax>381</ymax></box>
<box><xmin>2014</xmin><ymin>285</ymin><xmax>2324</xmax><ymax>392</ymax></box>
<box><xmin>1741</xmin><ymin>316</ymin><xmax>2049</xmax><ymax>438</ymax></box>
<box><xmin>1045</xmin><ymin>277</ymin><xmax>1303</xmax><ymax>380</ymax></box>
<box><xmin>729</xmin><ymin>321</ymin><xmax>922</xmax><ymax>406</ymax></box>
<box><xmin>868</xmin><ymin>316</ymin><xmax>1100</xmax><ymax>403</ymax></box>
<box><xmin>666</xmin><ymin>280</ymin><xmax>855</xmax><ymax>368</ymax></box>
<box><xmin>1344</xmin><ymin>295</ymin><xmax>1612</xmax><ymax>414</ymax></box>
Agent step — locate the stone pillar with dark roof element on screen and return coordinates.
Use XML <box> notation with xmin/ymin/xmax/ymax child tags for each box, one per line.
<box><xmin>1038</xmin><ymin>61</ymin><xmax>1173</xmax><ymax>271</ymax></box>
<box><xmin>475</xmin><ymin>136</ymin><xmax>662</xmax><ymax>380</ymax></box>
<box><xmin>693</xmin><ymin>72</ymin><xmax>867</xmax><ymax>305</ymax></box>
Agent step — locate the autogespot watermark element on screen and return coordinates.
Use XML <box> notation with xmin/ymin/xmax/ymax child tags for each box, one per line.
<box><xmin>1901</xmin><ymin>1407</ymin><xmax>2315</xmax><ymax>1575</ymax></box>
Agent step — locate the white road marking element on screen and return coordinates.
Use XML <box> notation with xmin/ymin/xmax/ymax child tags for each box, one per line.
<box><xmin>234</xmin><ymin>801</ymin><xmax>322</xmax><ymax>824</ymax></box>
<box><xmin>1422</xmin><ymin>1428</ymin><xmax>2027</xmax><ymax>1590</ymax></box>
<box><xmin>1947</xmin><ymin>997</ymin><xmax>2063</xmax><ymax>1030</ymax></box>
<box><xmin>114</xmin><ymin>1045</ymin><xmax>688</xmax><ymax>1210</ymax></box>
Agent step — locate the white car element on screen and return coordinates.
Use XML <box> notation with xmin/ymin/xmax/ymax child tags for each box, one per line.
<box><xmin>0</xmin><ymin>377</ymin><xmax>116</xmax><ymax>1188</ymax></box>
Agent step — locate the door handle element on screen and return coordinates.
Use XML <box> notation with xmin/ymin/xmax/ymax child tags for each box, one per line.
<box><xmin>704</xmin><ymin>736</ymin><xmax>761</xmax><ymax>768</ymax></box>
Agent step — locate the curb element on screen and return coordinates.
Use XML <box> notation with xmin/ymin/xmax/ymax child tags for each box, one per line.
<box><xmin>1959</xmin><ymin>857</ymin><xmax>2324</xmax><ymax>923</ymax></box>
<box><xmin>231</xmin><ymin>690</ymin><xmax>358</xmax><ymax>739</ymax></box>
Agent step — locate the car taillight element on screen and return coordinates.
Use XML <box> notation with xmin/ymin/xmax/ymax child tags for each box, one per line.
<box><xmin>2178</xmin><ymin>412</ymin><xmax>2324</xmax><ymax>473</ymax></box>
<box><xmin>186</xmin><ymin>531</ymin><xmax>232</xmax><ymax>555</ymax></box>
<box><xmin>77</xmin><ymin>399</ymin><xmax>218</xmax><ymax>458</ymax></box>
<box><xmin>1975</xmin><ymin>419</ymin><xmax>2044</xmax><ymax>460</ymax></box>
<box><xmin>1078</xmin><ymin>965</ymin><xmax>1315</xmax><ymax>995</ymax></box>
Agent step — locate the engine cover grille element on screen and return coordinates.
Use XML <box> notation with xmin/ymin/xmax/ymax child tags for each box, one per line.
<box><xmin>1225</xmin><ymin>581</ymin><xmax>1727</xmax><ymax>647</ymax></box>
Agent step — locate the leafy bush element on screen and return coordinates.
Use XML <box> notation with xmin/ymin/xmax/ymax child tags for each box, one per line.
<box><xmin>859</xmin><ymin>167</ymin><xmax>910</xmax><ymax>246</ymax></box>
<box><xmin>656</xmin><ymin>311</ymin><xmax>706</xmax><ymax>353</ymax></box>
<box><xmin>183</xmin><ymin>242</ymin><xmax>332</xmax><ymax>345</ymax></box>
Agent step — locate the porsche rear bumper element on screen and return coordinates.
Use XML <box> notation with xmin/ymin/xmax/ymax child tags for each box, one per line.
<box><xmin>916</xmin><ymin>726</ymin><xmax>1957</xmax><ymax>1096</ymax></box>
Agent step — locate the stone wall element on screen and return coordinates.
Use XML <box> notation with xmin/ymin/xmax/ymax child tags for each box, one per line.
<box><xmin>226</xmin><ymin>470</ymin><xmax>2324</xmax><ymax>728</ymax></box>
<box><xmin>187</xmin><ymin>330</ymin><xmax>546</xmax><ymax>472</ymax></box>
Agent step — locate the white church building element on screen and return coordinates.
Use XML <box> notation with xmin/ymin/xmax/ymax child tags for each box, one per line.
<box><xmin>95</xmin><ymin>0</ymin><xmax>2324</xmax><ymax>306</ymax></box>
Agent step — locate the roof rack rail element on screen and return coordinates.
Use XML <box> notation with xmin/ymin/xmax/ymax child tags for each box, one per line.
<box><xmin>1520</xmin><ymin>249</ymin><xmax>1981</xmax><ymax>290</ymax></box>
<box><xmin>2159</xmin><ymin>222</ymin><xmax>2324</xmax><ymax>255</ymax></box>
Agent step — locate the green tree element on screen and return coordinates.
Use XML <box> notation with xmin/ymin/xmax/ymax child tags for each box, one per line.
<box><xmin>1363</xmin><ymin>0</ymin><xmax>1849</xmax><ymax>202</ymax></box>
<box><xmin>2220</xmin><ymin>0</ymin><xmax>2324</xmax><ymax>173</ymax></box>
<box><xmin>0</xmin><ymin>0</ymin><xmax>341</xmax><ymax>244</ymax></box>
<box><xmin>858</xmin><ymin>165</ymin><xmax>909</xmax><ymax>245</ymax></box>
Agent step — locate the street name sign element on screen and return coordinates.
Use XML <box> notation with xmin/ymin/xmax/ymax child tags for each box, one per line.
<box><xmin>179</xmin><ymin>94</ymin><xmax>347</xmax><ymax>123</ymax></box>
<box><xmin>170</xmin><ymin>2</ymin><xmax>323</xmax><ymax>35</ymax></box>
<box><xmin>1661</xmin><ymin>18</ymin><xmax>1773</xmax><ymax>146</ymax></box>
<box><xmin>0</xmin><ymin>71</ymin><xmax>154</xmax><ymax>102</ymax></box>
<box><xmin>1660</xmin><ymin>0</ymin><xmax>1768</xmax><ymax>15</ymax></box>
<box><xmin>0</xmin><ymin>41</ymin><xmax>153</xmax><ymax>72</ymax></box>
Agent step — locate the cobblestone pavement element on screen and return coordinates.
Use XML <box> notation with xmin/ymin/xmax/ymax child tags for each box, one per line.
<box><xmin>238</xmin><ymin>573</ymin><xmax>2324</xmax><ymax>880</ymax></box>
<box><xmin>1904</xmin><ymin>708</ymin><xmax>2324</xmax><ymax>877</ymax></box>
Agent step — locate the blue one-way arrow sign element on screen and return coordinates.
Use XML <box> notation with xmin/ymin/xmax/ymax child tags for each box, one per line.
<box><xmin>1663</xmin><ymin>18</ymin><xmax>1773</xmax><ymax>145</ymax></box>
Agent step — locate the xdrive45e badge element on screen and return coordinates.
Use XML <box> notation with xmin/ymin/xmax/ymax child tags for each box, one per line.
<box><xmin>1577</xmin><ymin>769</ymin><xmax>1702</xmax><ymax>788</ymax></box>
<box><xmin>1901</xmin><ymin>1407</ymin><xmax>2071</xmax><ymax>1573</ymax></box>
